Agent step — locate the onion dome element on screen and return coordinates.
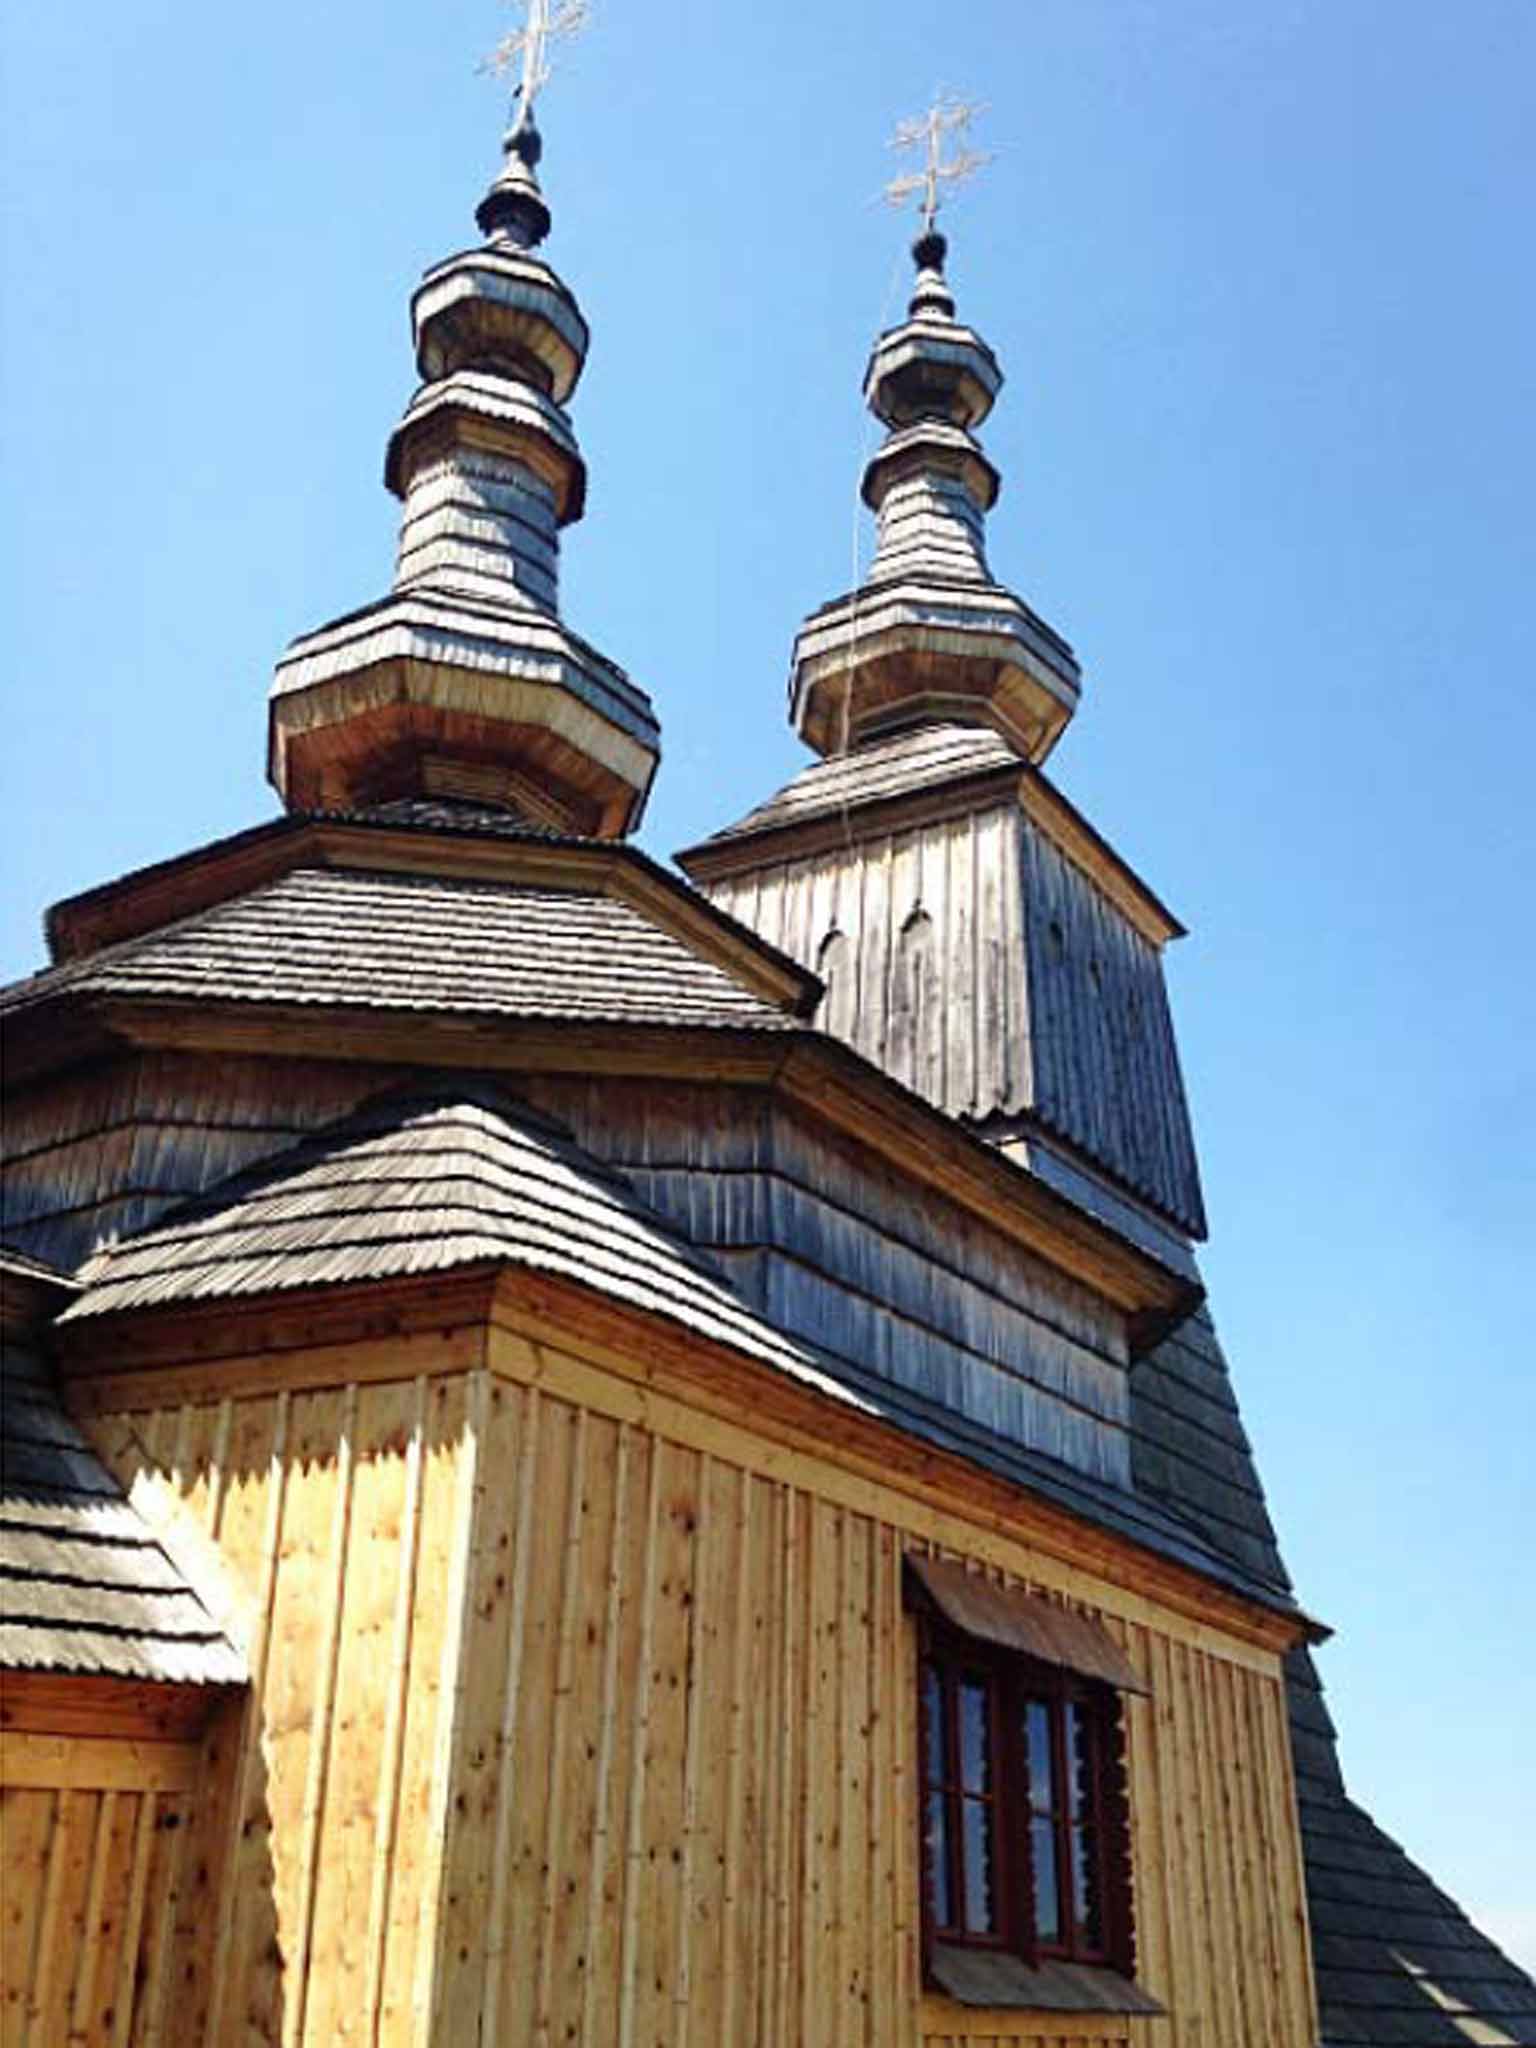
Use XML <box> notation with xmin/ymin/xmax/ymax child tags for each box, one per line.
<box><xmin>790</xmin><ymin>231</ymin><xmax>1080</xmax><ymax>764</ymax></box>
<box><xmin>269</xmin><ymin>116</ymin><xmax>659</xmax><ymax>838</ymax></box>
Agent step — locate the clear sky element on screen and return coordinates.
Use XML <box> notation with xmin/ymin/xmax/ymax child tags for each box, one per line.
<box><xmin>4</xmin><ymin>0</ymin><xmax>1533</xmax><ymax>1972</ymax></box>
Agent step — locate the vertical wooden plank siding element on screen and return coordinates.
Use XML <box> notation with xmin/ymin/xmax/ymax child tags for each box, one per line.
<box><xmin>706</xmin><ymin>803</ymin><xmax>1204</xmax><ymax>1234</ymax></box>
<box><xmin>71</xmin><ymin>1341</ymin><xmax>1313</xmax><ymax>2048</ymax></box>
<box><xmin>0</xmin><ymin>1780</ymin><xmax>196</xmax><ymax>2048</ymax></box>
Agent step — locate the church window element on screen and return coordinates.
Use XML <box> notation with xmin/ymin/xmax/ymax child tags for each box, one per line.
<box><xmin>918</xmin><ymin>1633</ymin><xmax>1126</xmax><ymax>1965</ymax></box>
<box><xmin>907</xmin><ymin>1558</ymin><xmax>1140</xmax><ymax>1989</ymax></box>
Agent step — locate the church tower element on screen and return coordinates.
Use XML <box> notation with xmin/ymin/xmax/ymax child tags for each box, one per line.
<box><xmin>268</xmin><ymin>104</ymin><xmax>660</xmax><ymax>836</ymax></box>
<box><xmin>6</xmin><ymin>48</ymin><xmax>1534</xmax><ymax>2048</ymax></box>
<box><xmin>680</xmin><ymin>190</ymin><xmax>1203</xmax><ymax>1272</ymax></box>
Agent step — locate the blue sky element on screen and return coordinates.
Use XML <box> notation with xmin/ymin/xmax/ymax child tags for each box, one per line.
<box><xmin>4</xmin><ymin>0</ymin><xmax>1533</xmax><ymax>1970</ymax></box>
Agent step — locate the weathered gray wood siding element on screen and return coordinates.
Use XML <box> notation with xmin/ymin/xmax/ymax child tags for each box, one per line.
<box><xmin>707</xmin><ymin>803</ymin><xmax>1031</xmax><ymax>1117</ymax></box>
<box><xmin>5</xmin><ymin>1052</ymin><xmax>1134</xmax><ymax>1486</ymax></box>
<box><xmin>526</xmin><ymin>1077</ymin><xmax>1135</xmax><ymax>1488</ymax></box>
<box><xmin>704</xmin><ymin>802</ymin><xmax>1205</xmax><ymax>1236</ymax></box>
<box><xmin>1019</xmin><ymin>821</ymin><xmax>1205</xmax><ymax>1235</ymax></box>
<box><xmin>0</xmin><ymin>1053</ymin><xmax>404</xmax><ymax>1273</ymax></box>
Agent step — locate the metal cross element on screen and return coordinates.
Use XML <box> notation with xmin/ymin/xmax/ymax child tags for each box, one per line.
<box><xmin>487</xmin><ymin>0</ymin><xmax>591</xmax><ymax>133</ymax></box>
<box><xmin>883</xmin><ymin>93</ymin><xmax>992</xmax><ymax>235</ymax></box>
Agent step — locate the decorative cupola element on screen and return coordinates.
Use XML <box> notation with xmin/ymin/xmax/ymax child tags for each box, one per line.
<box><xmin>790</xmin><ymin>104</ymin><xmax>1081</xmax><ymax>764</ymax></box>
<box><xmin>268</xmin><ymin>70</ymin><xmax>659</xmax><ymax>837</ymax></box>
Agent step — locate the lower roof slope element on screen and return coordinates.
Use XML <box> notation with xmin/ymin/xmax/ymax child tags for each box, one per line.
<box><xmin>1130</xmin><ymin>1304</ymin><xmax>1291</xmax><ymax>1596</ymax></box>
<box><xmin>1133</xmin><ymin>1306</ymin><xmax>1536</xmax><ymax>2043</ymax></box>
<box><xmin>59</xmin><ymin>1078</ymin><xmax>1294</xmax><ymax>1616</ymax></box>
<box><xmin>1288</xmin><ymin>1649</ymin><xmax>1536</xmax><ymax>2046</ymax></box>
<box><xmin>1</xmin><ymin>1254</ymin><xmax>243</xmax><ymax>1687</ymax></box>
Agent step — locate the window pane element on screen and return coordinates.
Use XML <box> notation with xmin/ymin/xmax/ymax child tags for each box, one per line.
<box><xmin>925</xmin><ymin>1792</ymin><xmax>953</xmax><ymax>1927</ymax></box>
<box><xmin>1072</xmin><ymin>1820</ymin><xmax>1104</xmax><ymax>1950</ymax></box>
<box><xmin>921</xmin><ymin>1662</ymin><xmax>945</xmax><ymax>1785</ymax></box>
<box><xmin>1024</xmin><ymin>1699</ymin><xmax>1054</xmax><ymax>1812</ymax></box>
<box><xmin>1067</xmin><ymin>1697</ymin><xmax>1095</xmax><ymax>1819</ymax></box>
<box><xmin>962</xmin><ymin>1797</ymin><xmax>996</xmax><ymax>1934</ymax></box>
<box><xmin>1031</xmin><ymin>1813</ymin><xmax>1061</xmax><ymax>1943</ymax></box>
<box><xmin>959</xmin><ymin>1677</ymin><xmax>991</xmax><ymax>1794</ymax></box>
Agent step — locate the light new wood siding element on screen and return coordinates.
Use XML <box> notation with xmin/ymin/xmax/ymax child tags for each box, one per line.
<box><xmin>704</xmin><ymin>804</ymin><xmax>1205</xmax><ymax>1237</ymax></box>
<box><xmin>68</xmin><ymin>1314</ymin><xmax>1317</xmax><ymax>2048</ymax></box>
<box><xmin>0</xmin><ymin>1737</ymin><xmax>223</xmax><ymax>2048</ymax></box>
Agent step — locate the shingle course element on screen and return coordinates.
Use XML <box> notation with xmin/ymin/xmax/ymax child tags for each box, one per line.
<box><xmin>3</xmin><ymin>864</ymin><xmax>796</xmax><ymax>1032</ymax></box>
<box><xmin>1287</xmin><ymin>1646</ymin><xmax>1536</xmax><ymax>2043</ymax></box>
<box><xmin>1</xmin><ymin>1334</ymin><xmax>244</xmax><ymax>1687</ymax></box>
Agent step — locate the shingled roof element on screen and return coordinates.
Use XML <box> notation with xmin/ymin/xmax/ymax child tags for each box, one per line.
<box><xmin>697</xmin><ymin>724</ymin><xmax>1020</xmax><ymax>842</ymax></box>
<box><xmin>0</xmin><ymin>1250</ymin><xmax>243</xmax><ymax>1687</ymax></box>
<box><xmin>1132</xmin><ymin>1307</ymin><xmax>1536</xmax><ymax>2042</ymax></box>
<box><xmin>61</xmin><ymin>1083</ymin><xmax>854</xmax><ymax>1397</ymax></box>
<box><xmin>1130</xmin><ymin>1303</ymin><xmax>1291</xmax><ymax>1596</ymax></box>
<box><xmin>3</xmin><ymin>862</ymin><xmax>798</xmax><ymax>1032</ymax></box>
<box><xmin>53</xmin><ymin>1080</ymin><xmax>1296</xmax><ymax>1616</ymax></box>
<box><xmin>1288</xmin><ymin>1649</ymin><xmax>1536</xmax><ymax>2046</ymax></box>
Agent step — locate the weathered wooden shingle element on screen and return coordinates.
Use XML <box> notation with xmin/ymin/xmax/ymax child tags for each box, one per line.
<box><xmin>57</xmin><ymin>1082</ymin><xmax>1295</xmax><ymax>1616</ymax></box>
<box><xmin>0</xmin><ymin>1250</ymin><xmax>244</xmax><ymax>1686</ymax></box>
<box><xmin>61</xmin><ymin>1084</ymin><xmax>856</xmax><ymax>1404</ymax></box>
<box><xmin>3</xmin><ymin>864</ymin><xmax>797</xmax><ymax>1031</ymax></box>
<box><xmin>698</xmin><ymin>724</ymin><xmax>1020</xmax><ymax>842</ymax></box>
<box><xmin>1287</xmin><ymin>1648</ymin><xmax>1536</xmax><ymax>2045</ymax></box>
<box><xmin>1130</xmin><ymin>1304</ymin><xmax>1291</xmax><ymax>1594</ymax></box>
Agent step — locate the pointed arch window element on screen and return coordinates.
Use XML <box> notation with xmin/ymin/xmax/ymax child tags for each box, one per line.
<box><xmin>892</xmin><ymin>906</ymin><xmax>937</xmax><ymax>1096</ymax></box>
<box><xmin>816</xmin><ymin>926</ymin><xmax>856</xmax><ymax>1042</ymax></box>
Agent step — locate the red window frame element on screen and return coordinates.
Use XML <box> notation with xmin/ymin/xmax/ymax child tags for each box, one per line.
<box><xmin>916</xmin><ymin>1617</ymin><xmax>1135</xmax><ymax>1977</ymax></box>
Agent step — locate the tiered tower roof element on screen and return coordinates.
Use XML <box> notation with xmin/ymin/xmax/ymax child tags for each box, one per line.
<box><xmin>789</xmin><ymin>228</ymin><xmax>1081</xmax><ymax>763</ymax></box>
<box><xmin>268</xmin><ymin>109</ymin><xmax>659</xmax><ymax>836</ymax></box>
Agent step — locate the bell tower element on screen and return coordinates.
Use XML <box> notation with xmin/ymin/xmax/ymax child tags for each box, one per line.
<box><xmin>681</xmin><ymin>102</ymin><xmax>1204</xmax><ymax>1259</ymax></box>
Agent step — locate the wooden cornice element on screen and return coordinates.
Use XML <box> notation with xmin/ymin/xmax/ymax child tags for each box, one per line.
<box><xmin>489</xmin><ymin>1268</ymin><xmax>1311</xmax><ymax>1654</ymax></box>
<box><xmin>1019</xmin><ymin>766</ymin><xmax>1185</xmax><ymax>946</ymax></box>
<box><xmin>56</xmin><ymin>1268</ymin><xmax>501</xmax><ymax>1383</ymax></box>
<box><xmin>772</xmin><ymin>1040</ymin><xmax>1195</xmax><ymax>1322</ymax></box>
<box><xmin>678</xmin><ymin>760</ymin><xmax>1185</xmax><ymax>950</ymax></box>
<box><xmin>675</xmin><ymin>761</ymin><xmax>1026</xmax><ymax>883</ymax></box>
<box><xmin>43</xmin><ymin>816</ymin><xmax>304</xmax><ymax>963</ymax></box>
<box><xmin>51</xmin><ymin>1263</ymin><xmax>1314</xmax><ymax>1657</ymax></box>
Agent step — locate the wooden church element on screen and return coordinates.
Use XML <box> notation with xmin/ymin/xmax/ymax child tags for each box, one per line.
<box><xmin>2</xmin><ymin>51</ymin><xmax>1532</xmax><ymax>2048</ymax></box>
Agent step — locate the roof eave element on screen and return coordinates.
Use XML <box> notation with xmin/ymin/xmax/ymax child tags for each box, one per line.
<box><xmin>50</xmin><ymin>1260</ymin><xmax>1312</xmax><ymax>1655</ymax></box>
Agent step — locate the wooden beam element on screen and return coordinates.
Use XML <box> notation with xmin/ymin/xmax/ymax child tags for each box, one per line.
<box><xmin>0</xmin><ymin>1670</ymin><xmax>228</xmax><ymax>1742</ymax></box>
<box><xmin>0</xmin><ymin>1731</ymin><xmax>202</xmax><ymax>1793</ymax></box>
